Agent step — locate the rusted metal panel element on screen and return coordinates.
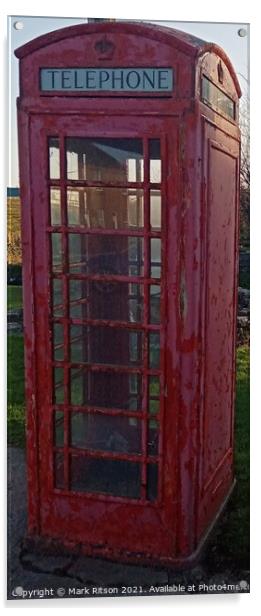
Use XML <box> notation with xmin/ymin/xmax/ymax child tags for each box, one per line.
<box><xmin>197</xmin><ymin>120</ymin><xmax>240</xmax><ymax>540</ymax></box>
<box><xmin>16</xmin><ymin>21</ymin><xmax>241</xmax><ymax>566</ymax></box>
<box><xmin>17</xmin><ymin>109</ymin><xmax>41</xmax><ymax>535</ymax></box>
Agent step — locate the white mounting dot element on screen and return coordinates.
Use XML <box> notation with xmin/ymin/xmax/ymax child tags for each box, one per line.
<box><xmin>14</xmin><ymin>21</ymin><xmax>24</xmax><ymax>30</ymax></box>
<box><xmin>238</xmin><ymin>28</ymin><xmax>247</xmax><ymax>37</ymax></box>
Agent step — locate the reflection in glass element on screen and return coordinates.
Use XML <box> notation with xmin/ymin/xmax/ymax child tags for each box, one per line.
<box><xmin>49</xmin><ymin>137</ymin><xmax>60</xmax><ymax>180</ymax></box>
<box><xmin>150</xmin><ymin>238</ymin><xmax>161</xmax><ymax>279</ymax></box>
<box><xmin>68</xmin><ymin>234</ymin><xmax>86</xmax><ymax>274</ymax></box>
<box><xmin>201</xmin><ymin>76</ymin><xmax>235</xmax><ymax>120</ymax></box>
<box><xmin>52</xmin><ymin>279</ymin><xmax>63</xmax><ymax>316</ymax></box>
<box><xmin>54</xmin><ymin>411</ymin><xmax>64</xmax><ymax>447</ymax></box>
<box><xmin>67</xmin><ymin>187</ymin><xmax>144</xmax><ymax>229</ymax></box>
<box><xmin>70</xmin><ymin>455</ymin><xmax>141</xmax><ymax>498</ymax></box>
<box><xmin>149</xmin><ymin>139</ymin><xmax>161</xmax><ymax>183</ymax></box>
<box><xmin>70</xmin><ymin>369</ymin><xmax>83</xmax><ymax>406</ymax></box>
<box><xmin>149</xmin><ymin>376</ymin><xmax>160</xmax><ymax>396</ymax></box>
<box><xmin>68</xmin><ymin>234</ymin><xmax>144</xmax><ymax>276</ymax></box>
<box><xmin>70</xmin><ymin>412</ymin><xmax>141</xmax><ymax>454</ymax></box>
<box><xmin>51</xmin><ymin>234</ymin><xmax>62</xmax><ymax>272</ymax></box>
<box><xmin>129</xmin><ymin>374</ymin><xmax>140</xmax><ymax>394</ymax></box>
<box><xmin>66</xmin><ymin>137</ymin><xmax>144</xmax><ymax>183</ymax></box>
<box><xmin>147</xmin><ymin>419</ymin><xmax>159</xmax><ymax>455</ymax></box>
<box><xmin>53</xmin><ymin>323</ymin><xmax>64</xmax><ymax>361</ymax></box>
<box><xmin>70</xmin><ymin>325</ymin><xmax>143</xmax><ymax>367</ymax></box>
<box><xmin>70</xmin><ymin>325</ymin><xmax>84</xmax><ymax>363</ymax></box>
<box><xmin>150</xmin><ymin>285</ymin><xmax>161</xmax><ymax>324</ymax></box>
<box><xmin>150</xmin><ymin>190</ymin><xmax>161</xmax><ymax>230</ymax></box>
<box><xmin>149</xmin><ymin>332</ymin><xmax>160</xmax><ymax>369</ymax></box>
<box><xmin>69</xmin><ymin>279</ymin><xmax>88</xmax><ymax>318</ymax></box>
<box><xmin>50</xmin><ymin>188</ymin><xmax>61</xmax><ymax>225</ymax></box>
<box><xmin>149</xmin><ymin>399</ymin><xmax>160</xmax><ymax>415</ymax></box>
<box><xmin>70</xmin><ymin>280</ymin><xmax>143</xmax><ymax>323</ymax></box>
<box><xmin>54</xmin><ymin>367</ymin><xmax>64</xmax><ymax>404</ymax></box>
<box><xmin>147</xmin><ymin>464</ymin><xmax>158</xmax><ymax>501</ymax></box>
<box><xmin>54</xmin><ymin>452</ymin><xmax>64</xmax><ymax>489</ymax></box>
<box><xmin>70</xmin><ymin>368</ymin><xmax>142</xmax><ymax>410</ymax></box>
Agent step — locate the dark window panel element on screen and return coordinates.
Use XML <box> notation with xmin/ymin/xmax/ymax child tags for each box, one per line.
<box><xmin>70</xmin><ymin>456</ymin><xmax>141</xmax><ymax>499</ymax></box>
<box><xmin>70</xmin><ymin>412</ymin><xmax>142</xmax><ymax>454</ymax></box>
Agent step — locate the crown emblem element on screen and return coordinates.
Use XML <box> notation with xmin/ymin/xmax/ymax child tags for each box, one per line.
<box><xmin>94</xmin><ymin>36</ymin><xmax>115</xmax><ymax>58</ymax></box>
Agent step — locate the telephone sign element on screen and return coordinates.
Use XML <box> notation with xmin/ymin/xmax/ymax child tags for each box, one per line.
<box><xmin>40</xmin><ymin>67</ymin><xmax>174</xmax><ymax>92</ymax></box>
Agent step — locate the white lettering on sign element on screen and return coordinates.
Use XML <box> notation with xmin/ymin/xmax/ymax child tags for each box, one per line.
<box><xmin>40</xmin><ymin>68</ymin><xmax>173</xmax><ymax>93</ymax></box>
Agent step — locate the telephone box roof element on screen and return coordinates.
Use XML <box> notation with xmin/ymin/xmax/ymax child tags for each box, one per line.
<box><xmin>15</xmin><ymin>21</ymin><xmax>241</xmax><ymax>96</ymax></box>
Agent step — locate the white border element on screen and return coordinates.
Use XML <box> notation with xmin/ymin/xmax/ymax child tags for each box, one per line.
<box><xmin>1</xmin><ymin>0</ymin><xmax>259</xmax><ymax>612</ymax></box>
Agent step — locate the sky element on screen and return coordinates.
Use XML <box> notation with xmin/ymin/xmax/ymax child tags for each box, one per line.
<box><xmin>8</xmin><ymin>15</ymin><xmax>249</xmax><ymax>186</ymax></box>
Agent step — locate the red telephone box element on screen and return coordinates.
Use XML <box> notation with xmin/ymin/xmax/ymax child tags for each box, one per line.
<box><xmin>15</xmin><ymin>22</ymin><xmax>241</xmax><ymax>567</ymax></box>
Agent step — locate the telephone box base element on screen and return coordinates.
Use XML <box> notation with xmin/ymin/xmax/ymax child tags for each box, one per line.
<box><xmin>22</xmin><ymin>480</ymin><xmax>236</xmax><ymax>571</ymax></box>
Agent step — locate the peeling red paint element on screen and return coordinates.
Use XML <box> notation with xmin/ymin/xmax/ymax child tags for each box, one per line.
<box><xmin>180</xmin><ymin>334</ymin><xmax>199</xmax><ymax>353</ymax></box>
<box><xmin>16</xmin><ymin>21</ymin><xmax>240</xmax><ymax>566</ymax></box>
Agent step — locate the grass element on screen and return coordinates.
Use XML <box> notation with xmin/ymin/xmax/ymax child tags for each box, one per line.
<box><xmin>203</xmin><ymin>345</ymin><xmax>250</xmax><ymax>573</ymax></box>
<box><xmin>7</xmin><ymin>334</ymin><xmax>25</xmax><ymax>447</ymax></box>
<box><xmin>7</xmin><ymin>285</ymin><xmax>23</xmax><ymax>310</ymax></box>
<box><xmin>7</xmin><ymin>334</ymin><xmax>250</xmax><ymax>570</ymax></box>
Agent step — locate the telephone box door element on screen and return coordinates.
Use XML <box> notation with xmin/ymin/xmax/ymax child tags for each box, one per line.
<box><xmin>28</xmin><ymin>113</ymin><xmax>178</xmax><ymax>559</ymax></box>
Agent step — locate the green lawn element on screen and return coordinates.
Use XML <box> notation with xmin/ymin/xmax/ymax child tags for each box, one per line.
<box><xmin>7</xmin><ymin>334</ymin><xmax>25</xmax><ymax>447</ymax></box>
<box><xmin>203</xmin><ymin>345</ymin><xmax>250</xmax><ymax>573</ymax></box>
<box><xmin>7</xmin><ymin>285</ymin><xmax>23</xmax><ymax>310</ymax></box>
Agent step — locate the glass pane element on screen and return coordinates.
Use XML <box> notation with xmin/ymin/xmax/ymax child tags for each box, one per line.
<box><xmin>67</xmin><ymin>187</ymin><xmax>144</xmax><ymax>229</ymax></box>
<box><xmin>149</xmin><ymin>399</ymin><xmax>160</xmax><ymax>415</ymax></box>
<box><xmin>54</xmin><ymin>367</ymin><xmax>64</xmax><ymax>404</ymax></box>
<box><xmin>150</xmin><ymin>238</ymin><xmax>161</xmax><ymax>279</ymax></box>
<box><xmin>70</xmin><ymin>369</ymin><xmax>84</xmax><ymax>405</ymax></box>
<box><xmin>53</xmin><ymin>323</ymin><xmax>64</xmax><ymax>361</ymax></box>
<box><xmin>71</xmin><ymin>412</ymin><xmax>141</xmax><ymax>454</ymax></box>
<box><xmin>70</xmin><ymin>368</ymin><xmax>142</xmax><ymax>410</ymax></box>
<box><xmin>149</xmin><ymin>332</ymin><xmax>160</xmax><ymax>369</ymax></box>
<box><xmin>66</xmin><ymin>138</ymin><xmax>144</xmax><ymax>183</ymax></box>
<box><xmin>70</xmin><ymin>325</ymin><xmax>84</xmax><ymax>362</ymax></box>
<box><xmin>129</xmin><ymin>332</ymin><xmax>141</xmax><ymax>362</ymax></box>
<box><xmin>149</xmin><ymin>376</ymin><xmax>160</xmax><ymax>396</ymax></box>
<box><xmin>51</xmin><ymin>233</ymin><xmax>62</xmax><ymax>273</ymax></box>
<box><xmin>201</xmin><ymin>76</ymin><xmax>235</xmax><ymax>120</ymax></box>
<box><xmin>69</xmin><ymin>279</ymin><xmax>89</xmax><ymax>318</ymax></box>
<box><xmin>68</xmin><ymin>234</ymin><xmax>86</xmax><ymax>274</ymax></box>
<box><xmin>70</xmin><ymin>280</ymin><xmax>143</xmax><ymax>322</ymax></box>
<box><xmin>147</xmin><ymin>464</ymin><xmax>158</xmax><ymax>501</ymax></box>
<box><xmin>52</xmin><ymin>279</ymin><xmax>63</xmax><ymax>317</ymax></box>
<box><xmin>70</xmin><ymin>325</ymin><xmax>143</xmax><ymax>367</ymax></box>
<box><xmin>129</xmin><ymin>373</ymin><xmax>140</xmax><ymax>394</ymax></box>
<box><xmin>70</xmin><ymin>456</ymin><xmax>141</xmax><ymax>498</ymax></box>
<box><xmin>50</xmin><ymin>187</ymin><xmax>61</xmax><ymax>225</ymax></box>
<box><xmin>128</xmin><ymin>237</ymin><xmax>144</xmax><ymax>276</ymax></box>
<box><xmin>147</xmin><ymin>419</ymin><xmax>159</xmax><ymax>455</ymax></box>
<box><xmin>54</xmin><ymin>411</ymin><xmax>64</xmax><ymax>447</ymax></box>
<box><xmin>69</xmin><ymin>234</ymin><xmax>144</xmax><ymax>276</ymax></box>
<box><xmin>150</xmin><ymin>190</ymin><xmax>161</xmax><ymax>230</ymax></box>
<box><xmin>49</xmin><ymin>137</ymin><xmax>60</xmax><ymax>180</ymax></box>
<box><xmin>150</xmin><ymin>285</ymin><xmax>161</xmax><ymax>324</ymax></box>
<box><xmin>149</xmin><ymin>139</ymin><xmax>161</xmax><ymax>183</ymax></box>
<box><xmin>54</xmin><ymin>452</ymin><xmax>64</xmax><ymax>489</ymax></box>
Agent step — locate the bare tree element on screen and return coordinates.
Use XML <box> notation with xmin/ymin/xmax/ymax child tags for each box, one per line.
<box><xmin>239</xmin><ymin>92</ymin><xmax>250</xmax><ymax>249</ymax></box>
